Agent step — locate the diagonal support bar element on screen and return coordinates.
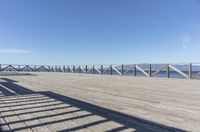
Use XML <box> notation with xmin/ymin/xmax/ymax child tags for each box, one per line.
<box><xmin>135</xmin><ymin>65</ymin><xmax>149</xmax><ymax>77</ymax></box>
<box><xmin>123</xmin><ymin>65</ymin><xmax>134</xmax><ymax>75</ymax></box>
<box><xmin>80</xmin><ymin>66</ymin><xmax>86</xmax><ymax>73</ymax></box>
<box><xmin>169</xmin><ymin>65</ymin><xmax>189</xmax><ymax>79</ymax></box>
<box><xmin>152</xmin><ymin>65</ymin><xmax>168</xmax><ymax>76</ymax></box>
<box><xmin>69</xmin><ymin>67</ymin><xmax>73</xmax><ymax>72</ymax></box>
<box><xmin>94</xmin><ymin>66</ymin><xmax>101</xmax><ymax>74</ymax></box>
<box><xmin>112</xmin><ymin>66</ymin><xmax>122</xmax><ymax>75</ymax></box>
<box><xmin>192</xmin><ymin>71</ymin><xmax>200</xmax><ymax>78</ymax></box>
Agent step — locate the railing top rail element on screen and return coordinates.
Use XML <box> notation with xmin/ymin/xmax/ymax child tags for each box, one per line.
<box><xmin>1</xmin><ymin>63</ymin><xmax>200</xmax><ymax>67</ymax></box>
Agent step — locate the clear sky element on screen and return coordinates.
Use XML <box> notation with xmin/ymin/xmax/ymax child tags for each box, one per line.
<box><xmin>0</xmin><ymin>0</ymin><xmax>200</xmax><ymax>65</ymax></box>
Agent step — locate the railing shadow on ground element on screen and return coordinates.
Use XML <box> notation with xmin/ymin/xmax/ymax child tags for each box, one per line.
<box><xmin>0</xmin><ymin>78</ymin><xmax>186</xmax><ymax>132</ymax></box>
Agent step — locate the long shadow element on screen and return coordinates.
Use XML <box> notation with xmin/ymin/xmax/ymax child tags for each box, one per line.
<box><xmin>0</xmin><ymin>86</ymin><xmax>15</xmax><ymax>96</ymax></box>
<box><xmin>0</xmin><ymin>78</ymin><xmax>186</xmax><ymax>132</ymax></box>
<box><xmin>0</xmin><ymin>78</ymin><xmax>33</xmax><ymax>95</ymax></box>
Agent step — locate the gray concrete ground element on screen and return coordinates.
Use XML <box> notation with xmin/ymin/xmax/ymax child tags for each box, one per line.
<box><xmin>0</xmin><ymin>72</ymin><xmax>200</xmax><ymax>132</ymax></box>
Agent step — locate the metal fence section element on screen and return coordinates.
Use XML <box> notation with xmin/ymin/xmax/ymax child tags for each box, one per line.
<box><xmin>0</xmin><ymin>64</ymin><xmax>50</xmax><ymax>72</ymax></box>
<box><xmin>1</xmin><ymin>63</ymin><xmax>200</xmax><ymax>79</ymax></box>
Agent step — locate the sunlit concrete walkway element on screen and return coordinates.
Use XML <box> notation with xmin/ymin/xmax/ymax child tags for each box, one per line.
<box><xmin>0</xmin><ymin>72</ymin><xmax>200</xmax><ymax>132</ymax></box>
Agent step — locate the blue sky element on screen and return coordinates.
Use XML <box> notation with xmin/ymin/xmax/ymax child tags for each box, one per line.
<box><xmin>0</xmin><ymin>0</ymin><xmax>200</xmax><ymax>65</ymax></box>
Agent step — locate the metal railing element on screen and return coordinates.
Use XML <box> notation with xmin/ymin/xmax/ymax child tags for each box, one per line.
<box><xmin>1</xmin><ymin>63</ymin><xmax>200</xmax><ymax>79</ymax></box>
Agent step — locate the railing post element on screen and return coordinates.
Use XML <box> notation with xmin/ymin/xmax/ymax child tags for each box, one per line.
<box><xmin>110</xmin><ymin>65</ymin><xmax>113</xmax><ymax>75</ymax></box>
<box><xmin>63</xmin><ymin>66</ymin><xmax>65</xmax><ymax>72</ymax></box>
<box><xmin>134</xmin><ymin>64</ymin><xmax>137</xmax><ymax>76</ymax></box>
<box><xmin>48</xmin><ymin>66</ymin><xmax>51</xmax><ymax>72</ymax></box>
<box><xmin>189</xmin><ymin>63</ymin><xmax>192</xmax><ymax>79</ymax></box>
<box><xmin>100</xmin><ymin>65</ymin><xmax>103</xmax><ymax>75</ymax></box>
<box><xmin>55</xmin><ymin>66</ymin><xmax>57</xmax><ymax>72</ymax></box>
<box><xmin>67</xmin><ymin>66</ymin><xmax>69</xmax><ymax>73</ymax></box>
<box><xmin>51</xmin><ymin>66</ymin><xmax>53</xmax><ymax>72</ymax></box>
<box><xmin>58</xmin><ymin>66</ymin><xmax>60</xmax><ymax>72</ymax></box>
<box><xmin>36</xmin><ymin>65</ymin><xmax>39</xmax><ymax>72</ymax></box>
<box><xmin>79</xmin><ymin>66</ymin><xmax>81</xmax><ymax>73</ymax></box>
<box><xmin>85</xmin><ymin>65</ymin><xmax>88</xmax><ymax>74</ymax></box>
<box><xmin>26</xmin><ymin>65</ymin><xmax>29</xmax><ymax>72</ymax></box>
<box><xmin>149</xmin><ymin>64</ymin><xmax>152</xmax><ymax>77</ymax></box>
<box><xmin>0</xmin><ymin>64</ymin><xmax>1</xmax><ymax>72</ymax></box>
<box><xmin>167</xmin><ymin>64</ymin><xmax>170</xmax><ymax>78</ymax></box>
<box><xmin>18</xmin><ymin>65</ymin><xmax>21</xmax><ymax>72</ymax></box>
<box><xmin>9</xmin><ymin>65</ymin><xmax>11</xmax><ymax>72</ymax></box>
<box><xmin>92</xmin><ymin>65</ymin><xmax>95</xmax><ymax>74</ymax></box>
<box><xmin>50</xmin><ymin>66</ymin><xmax>52</xmax><ymax>72</ymax></box>
<box><xmin>121</xmin><ymin>64</ymin><xmax>124</xmax><ymax>76</ymax></box>
<box><xmin>73</xmin><ymin>65</ymin><xmax>75</xmax><ymax>73</ymax></box>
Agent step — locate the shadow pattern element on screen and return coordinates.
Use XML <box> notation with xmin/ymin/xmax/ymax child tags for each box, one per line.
<box><xmin>0</xmin><ymin>78</ymin><xmax>186</xmax><ymax>132</ymax></box>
